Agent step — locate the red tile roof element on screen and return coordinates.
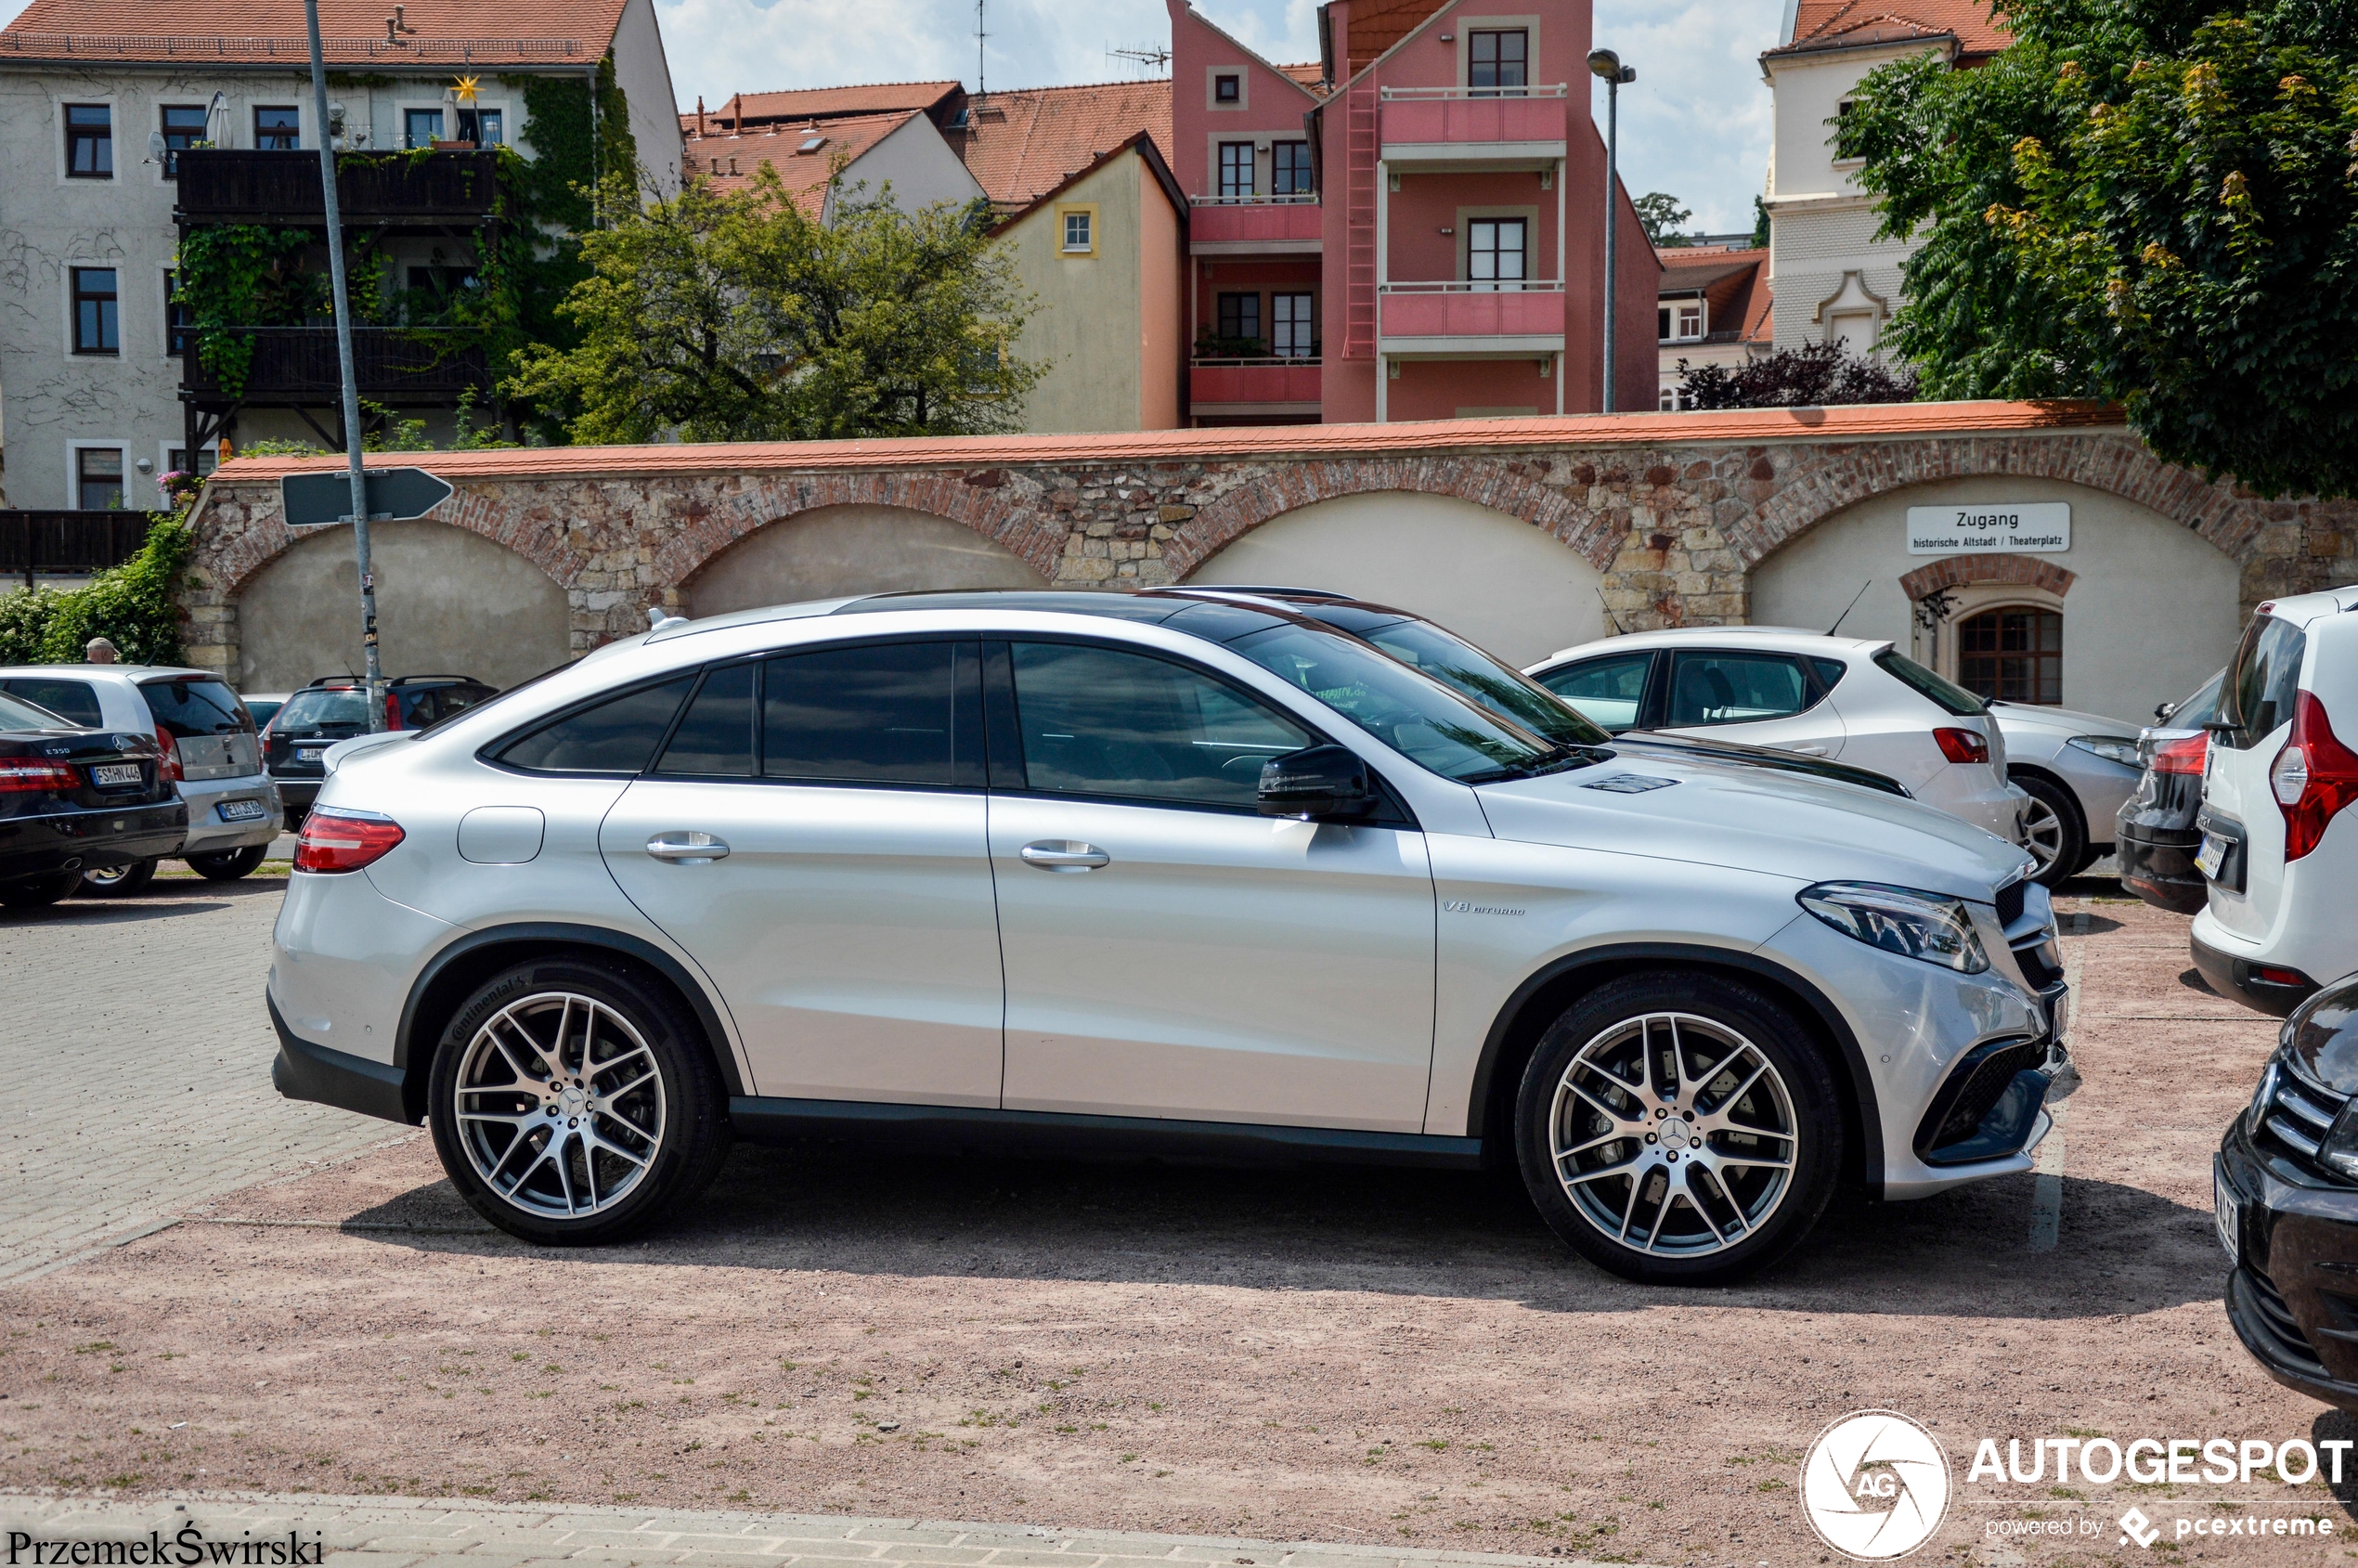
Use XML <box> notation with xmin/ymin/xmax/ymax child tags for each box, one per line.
<box><xmin>214</xmin><ymin>402</ymin><xmax>2126</xmax><ymax>486</ymax></box>
<box><xmin>1661</xmin><ymin>248</ymin><xmax>1773</xmax><ymax>346</ymax></box>
<box><xmin>680</xmin><ymin>110</ymin><xmax>922</xmax><ymax>215</ymax></box>
<box><xmin>952</xmin><ymin>81</ymin><xmax>1173</xmax><ymax>209</ymax></box>
<box><xmin>1768</xmin><ymin>0</ymin><xmax>2012</xmax><ymax>59</ymax></box>
<box><xmin>0</xmin><ymin>0</ymin><xmax>627</xmax><ymax>65</ymax></box>
<box><xmin>1278</xmin><ymin>61</ymin><xmax>1327</xmax><ymax>93</ymax></box>
<box><xmin>711</xmin><ymin>82</ymin><xmax>964</xmax><ymax>129</ymax></box>
<box><xmin>1337</xmin><ymin>0</ymin><xmax>1451</xmax><ymax>72</ymax></box>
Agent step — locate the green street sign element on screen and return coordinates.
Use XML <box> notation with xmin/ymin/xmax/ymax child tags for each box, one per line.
<box><xmin>280</xmin><ymin>467</ymin><xmax>454</xmax><ymax>529</ymax></box>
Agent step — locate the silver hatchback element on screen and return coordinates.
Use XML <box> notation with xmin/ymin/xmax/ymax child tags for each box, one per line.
<box><xmin>270</xmin><ymin>592</ymin><xmax>2064</xmax><ymax>1286</ymax></box>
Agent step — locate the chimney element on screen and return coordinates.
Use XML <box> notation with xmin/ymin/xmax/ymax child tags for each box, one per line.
<box><xmin>695</xmin><ymin>95</ymin><xmax>706</xmax><ymax>136</ymax></box>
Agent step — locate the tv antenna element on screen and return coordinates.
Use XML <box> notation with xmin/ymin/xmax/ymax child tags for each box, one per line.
<box><xmin>1108</xmin><ymin>42</ymin><xmax>1173</xmax><ymax>75</ymax></box>
<box><xmin>975</xmin><ymin>0</ymin><xmax>987</xmax><ymax>97</ymax></box>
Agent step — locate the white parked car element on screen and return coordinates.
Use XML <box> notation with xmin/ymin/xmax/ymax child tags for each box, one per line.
<box><xmin>2191</xmin><ymin>584</ymin><xmax>2358</xmax><ymax>1016</ymax></box>
<box><xmin>0</xmin><ymin>664</ymin><xmax>282</xmax><ymax>893</ymax></box>
<box><xmin>1525</xmin><ymin>628</ymin><xmax>2036</xmax><ymax>862</ymax></box>
<box><xmin>1975</xmin><ymin>701</ymin><xmax>2145</xmax><ymax>885</ymax></box>
<box><xmin>271</xmin><ymin>590</ymin><xmax>2065</xmax><ymax>1287</ymax></box>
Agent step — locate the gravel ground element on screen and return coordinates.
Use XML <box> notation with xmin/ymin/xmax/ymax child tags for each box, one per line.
<box><xmin>1</xmin><ymin>883</ymin><xmax>2342</xmax><ymax>1566</ymax></box>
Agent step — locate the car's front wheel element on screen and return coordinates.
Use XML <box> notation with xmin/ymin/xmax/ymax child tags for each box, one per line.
<box><xmin>428</xmin><ymin>958</ymin><xmax>731</xmax><ymax>1245</ymax></box>
<box><xmin>2016</xmin><ymin>773</ymin><xmax>2087</xmax><ymax>889</ymax></box>
<box><xmin>1515</xmin><ymin>972</ymin><xmax>1843</xmax><ymax>1286</ymax></box>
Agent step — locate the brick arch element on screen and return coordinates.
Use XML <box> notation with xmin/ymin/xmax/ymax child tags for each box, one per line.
<box><xmin>651</xmin><ymin>471</ymin><xmax>1057</xmax><ymax>590</ymax></box>
<box><xmin>1733</xmin><ymin>433</ymin><xmax>2274</xmax><ymax>569</ymax></box>
<box><xmin>1164</xmin><ymin>456</ymin><xmax>1616</xmax><ymax>579</ymax></box>
<box><xmin>212</xmin><ymin>486</ymin><xmax>587</xmax><ymax>600</ymax></box>
<box><xmin>1899</xmin><ymin>554</ymin><xmax>2077</xmax><ymax>602</ymax></box>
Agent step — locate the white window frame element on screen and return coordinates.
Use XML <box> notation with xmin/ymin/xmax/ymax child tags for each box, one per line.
<box><xmin>1056</xmin><ymin>203</ymin><xmax>1098</xmax><ymax>256</ymax></box>
<box><xmin>65</xmin><ymin>439</ymin><xmax>134</xmax><ymax>512</ymax></box>
<box><xmin>1658</xmin><ymin>298</ymin><xmax>1704</xmax><ymax>343</ymax></box>
<box><xmin>57</xmin><ymin>95</ymin><xmax>121</xmax><ymax>187</ymax></box>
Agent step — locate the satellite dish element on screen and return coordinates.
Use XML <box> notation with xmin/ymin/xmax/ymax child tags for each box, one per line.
<box><xmin>147</xmin><ymin>130</ymin><xmax>166</xmax><ymax>161</ymax></box>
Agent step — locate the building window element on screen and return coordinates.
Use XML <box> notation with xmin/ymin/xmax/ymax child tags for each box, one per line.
<box><xmin>404</xmin><ymin>108</ymin><xmax>445</xmax><ymax>149</ymax></box>
<box><xmin>1658</xmin><ymin>300</ymin><xmax>1704</xmax><ymax>342</ymax></box>
<box><xmin>1059</xmin><ymin>207</ymin><xmax>1095</xmax><ymax>253</ymax></box>
<box><xmin>1467</xmin><ymin>218</ymin><xmax>1527</xmax><ymax>291</ymax></box>
<box><xmin>1273</xmin><ymin>141</ymin><xmax>1312</xmax><ymax>196</ymax></box>
<box><xmin>1213</xmin><ymin>73</ymin><xmax>1240</xmax><ymax>104</ymax></box>
<box><xmin>76</xmin><ymin>448</ymin><xmax>124</xmax><ymax>511</ymax></box>
<box><xmin>1272</xmin><ymin>293</ymin><xmax>1315</xmax><ymax>358</ymax></box>
<box><xmin>164</xmin><ymin>446</ymin><xmax>219</xmax><ymax>480</ymax></box>
<box><xmin>455</xmin><ymin>106</ymin><xmax>503</xmax><ymax>147</ymax></box>
<box><xmin>1215</xmin><ymin>292</ymin><xmax>1263</xmax><ymax>349</ymax></box>
<box><xmin>1218</xmin><ymin>141</ymin><xmax>1255</xmax><ymax>199</ymax></box>
<box><xmin>254</xmin><ymin>106</ymin><xmax>300</xmax><ymax>150</ymax></box>
<box><xmin>164</xmin><ymin>269</ymin><xmax>192</xmax><ymax>355</ymax></box>
<box><xmin>65</xmin><ymin>104</ymin><xmax>112</xmax><ymax>177</ymax></box>
<box><xmin>71</xmin><ymin>267</ymin><xmax>119</xmax><ymax>354</ymax></box>
<box><xmin>158</xmin><ymin>105</ymin><xmax>206</xmax><ymax>178</ymax></box>
<box><xmin>1958</xmin><ymin>607</ymin><xmax>2063</xmax><ymax>706</ymax></box>
<box><xmin>1469</xmin><ymin>30</ymin><xmax>1528</xmax><ymax>97</ymax></box>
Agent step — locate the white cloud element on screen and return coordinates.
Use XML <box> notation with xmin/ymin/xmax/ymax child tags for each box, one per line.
<box><xmin>1587</xmin><ymin>0</ymin><xmax>1781</xmax><ymax>236</ymax></box>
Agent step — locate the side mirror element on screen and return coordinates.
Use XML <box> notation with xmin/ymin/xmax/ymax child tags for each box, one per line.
<box><xmin>1258</xmin><ymin>745</ymin><xmax>1373</xmax><ymax>821</ymax></box>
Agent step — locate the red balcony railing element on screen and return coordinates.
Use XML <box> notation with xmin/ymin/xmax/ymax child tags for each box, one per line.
<box><xmin>1191</xmin><ymin>357</ymin><xmax>1323</xmax><ymax>406</ymax></box>
<box><xmin>1378</xmin><ymin>283</ymin><xmax>1565</xmax><ymax>341</ymax></box>
<box><xmin>1379</xmin><ymin>85</ymin><xmax>1568</xmax><ymax>150</ymax></box>
<box><xmin>1189</xmin><ymin>196</ymin><xmax>1323</xmax><ymax>248</ymax></box>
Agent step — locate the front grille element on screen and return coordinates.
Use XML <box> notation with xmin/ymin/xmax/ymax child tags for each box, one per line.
<box><xmin>2238</xmin><ymin>1264</ymin><xmax>2330</xmax><ymax>1380</ymax></box>
<box><xmin>2012</xmin><ymin>933</ymin><xmax>2065</xmax><ymax>991</ymax></box>
<box><xmin>1996</xmin><ymin>876</ymin><xmax>2027</xmax><ymax>930</ymax></box>
<box><xmin>2256</xmin><ymin>1059</ymin><xmax>2352</xmax><ymax>1179</ymax></box>
<box><xmin>1917</xmin><ymin>1037</ymin><xmax>2049</xmax><ymax>1158</ymax></box>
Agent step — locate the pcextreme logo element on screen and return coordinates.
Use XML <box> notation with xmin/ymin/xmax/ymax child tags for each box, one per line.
<box><xmin>1801</xmin><ymin>1409</ymin><xmax>1953</xmax><ymax>1561</ymax></box>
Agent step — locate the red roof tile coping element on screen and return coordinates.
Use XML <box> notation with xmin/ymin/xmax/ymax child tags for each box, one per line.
<box><xmin>214</xmin><ymin>401</ymin><xmax>2126</xmax><ymax>485</ymax></box>
<box><xmin>1770</xmin><ymin>0</ymin><xmax>2012</xmax><ymax>58</ymax></box>
<box><xmin>0</xmin><ymin>0</ymin><xmax>627</xmax><ymax>63</ymax></box>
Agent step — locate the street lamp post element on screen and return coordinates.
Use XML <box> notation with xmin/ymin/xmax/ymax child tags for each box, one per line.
<box><xmin>1587</xmin><ymin>47</ymin><xmax>1636</xmax><ymax>414</ymax></box>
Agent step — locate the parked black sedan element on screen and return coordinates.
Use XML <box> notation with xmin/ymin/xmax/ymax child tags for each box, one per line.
<box><xmin>2220</xmin><ymin>974</ymin><xmax>2358</xmax><ymax>1408</ymax></box>
<box><xmin>0</xmin><ymin>690</ymin><xmax>187</xmax><ymax>908</ymax></box>
<box><xmin>2117</xmin><ymin>668</ymin><xmax>2224</xmax><ymax>915</ymax></box>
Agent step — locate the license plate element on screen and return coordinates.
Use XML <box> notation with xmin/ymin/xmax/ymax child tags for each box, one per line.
<box><xmin>2046</xmin><ymin>987</ymin><xmax>2072</xmax><ymax>1044</ymax></box>
<box><xmin>2195</xmin><ymin>833</ymin><xmax>2229</xmax><ymax>879</ymax></box>
<box><xmin>216</xmin><ymin>798</ymin><xmax>266</xmax><ymax>823</ymax></box>
<box><xmin>2214</xmin><ymin>1161</ymin><xmax>2241</xmax><ymax>1264</ymax></box>
<box><xmin>89</xmin><ymin>763</ymin><xmax>140</xmax><ymax>787</ymax></box>
<box><xmin>295</xmin><ymin>746</ymin><xmax>324</xmax><ymax>762</ymax></box>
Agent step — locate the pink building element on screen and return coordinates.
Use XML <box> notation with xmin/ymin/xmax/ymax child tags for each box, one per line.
<box><xmin>1170</xmin><ymin>0</ymin><xmax>1659</xmax><ymax>428</ymax></box>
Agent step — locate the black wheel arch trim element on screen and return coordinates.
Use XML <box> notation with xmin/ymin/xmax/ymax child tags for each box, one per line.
<box><xmin>395</xmin><ymin>922</ymin><xmax>747</xmax><ymax>1122</ymax></box>
<box><xmin>1465</xmin><ymin>941</ymin><xmax>1885</xmax><ymax>1191</ymax></box>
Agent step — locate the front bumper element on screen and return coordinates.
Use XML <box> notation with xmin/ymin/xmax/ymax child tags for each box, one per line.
<box><xmin>2217</xmin><ymin>1121</ymin><xmax>2358</xmax><ymax>1409</ymax></box>
<box><xmin>0</xmin><ymin>800</ymin><xmax>188</xmax><ymax>882</ymax></box>
<box><xmin>2116</xmin><ymin>820</ymin><xmax>2206</xmax><ymax>914</ymax></box>
<box><xmin>2192</xmin><ymin>927</ymin><xmax>2319</xmax><ymax>1017</ymax></box>
<box><xmin>272</xmin><ymin>775</ymin><xmax>321</xmax><ymax>818</ymax></box>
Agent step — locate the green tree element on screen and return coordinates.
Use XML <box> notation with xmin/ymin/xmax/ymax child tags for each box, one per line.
<box><xmin>504</xmin><ymin>166</ymin><xmax>1045</xmax><ymax>444</ymax></box>
<box><xmin>1839</xmin><ymin>0</ymin><xmax>2358</xmax><ymax>498</ymax></box>
<box><xmin>1633</xmin><ymin>190</ymin><xmax>1694</xmax><ymax>248</ymax></box>
<box><xmin>1751</xmin><ymin>194</ymin><xmax>1770</xmax><ymax>251</ymax></box>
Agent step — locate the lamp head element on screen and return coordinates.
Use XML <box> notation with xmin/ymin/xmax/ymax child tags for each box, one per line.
<box><xmin>1587</xmin><ymin>47</ymin><xmax>1636</xmax><ymax>84</ymax></box>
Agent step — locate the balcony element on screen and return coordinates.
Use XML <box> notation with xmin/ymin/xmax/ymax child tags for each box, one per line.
<box><xmin>181</xmin><ymin>328</ymin><xmax>492</xmax><ymax>408</ymax></box>
<box><xmin>1</xmin><ymin>512</ymin><xmax>151</xmax><ymax>583</ymax></box>
<box><xmin>1189</xmin><ymin>195</ymin><xmax>1322</xmax><ymax>254</ymax></box>
<box><xmin>175</xmin><ymin>149</ymin><xmax>500</xmax><ymax>226</ymax></box>
<box><xmin>1379</xmin><ymin>85</ymin><xmax>1568</xmax><ymax>167</ymax></box>
<box><xmin>1190</xmin><ymin>356</ymin><xmax>1323</xmax><ymax>411</ymax></box>
<box><xmin>1378</xmin><ymin>283</ymin><xmax>1565</xmax><ymax>355</ymax></box>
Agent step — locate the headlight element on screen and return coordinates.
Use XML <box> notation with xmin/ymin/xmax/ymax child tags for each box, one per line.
<box><xmin>2066</xmin><ymin>735</ymin><xmax>2143</xmax><ymax>768</ymax></box>
<box><xmin>1797</xmin><ymin>881</ymin><xmax>1990</xmax><ymax>973</ymax></box>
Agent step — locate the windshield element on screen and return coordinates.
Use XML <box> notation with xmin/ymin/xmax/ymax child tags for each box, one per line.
<box><xmin>1227</xmin><ymin>623</ymin><xmax>1578</xmax><ymax>783</ymax></box>
<box><xmin>1873</xmin><ymin>649</ymin><xmax>1987</xmax><ymax>717</ymax></box>
<box><xmin>1341</xmin><ymin>616</ymin><xmax>1614</xmax><ymax>748</ymax></box>
<box><xmin>0</xmin><ymin>692</ymin><xmax>69</xmax><ymax>732</ymax></box>
<box><xmin>277</xmin><ymin>688</ymin><xmax>374</xmax><ymax>733</ymax></box>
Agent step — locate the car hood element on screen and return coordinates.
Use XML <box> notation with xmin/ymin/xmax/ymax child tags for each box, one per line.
<box><xmin>1476</xmin><ymin>753</ymin><xmax>2032</xmax><ymax>902</ymax></box>
<box><xmin>1992</xmin><ymin>702</ymin><xmax>2141</xmax><ymax>739</ymax></box>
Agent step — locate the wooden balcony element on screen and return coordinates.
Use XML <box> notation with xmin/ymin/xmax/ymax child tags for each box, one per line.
<box><xmin>1</xmin><ymin>512</ymin><xmax>152</xmax><ymax>578</ymax></box>
<box><xmin>175</xmin><ymin>149</ymin><xmax>499</xmax><ymax>226</ymax></box>
<box><xmin>181</xmin><ymin>328</ymin><xmax>492</xmax><ymax>408</ymax></box>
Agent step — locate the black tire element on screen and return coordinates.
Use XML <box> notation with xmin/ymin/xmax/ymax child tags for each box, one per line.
<box><xmin>2016</xmin><ymin>772</ymin><xmax>2087</xmax><ymax>889</ymax></box>
<box><xmin>1513</xmin><ymin>971</ymin><xmax>1844</xmax><ymax>1287</ymax></box>
<box><xmin>428</xmin><ymin>957</ymin><xmax>731</xmax><ymax>1246</ymax></box>
<box><xmin>187</xmin><ymin>845</ymin><xmax>268</xmax><ymax>881</ymax></box>
<box><xmin>0</xmin><ymin>870</ymin><xmax>83</xmax><ymax>908</ymax></box>
<box><xmin>78</xmin><ymin>858</ymin><xmax>159</xmax><ymax>898</ymax></box>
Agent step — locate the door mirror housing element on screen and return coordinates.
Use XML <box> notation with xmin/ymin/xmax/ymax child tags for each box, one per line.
<box><xmin>1258</xmin><ymin>745</ymin><xmax>1374</xmax><ymax>821</ymax></box>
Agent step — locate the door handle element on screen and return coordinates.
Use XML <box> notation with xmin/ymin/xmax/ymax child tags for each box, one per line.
<box><xmin>1784</xmin><ymin>745</ymin><xmax>1830</xmax><ymax>757</ymax></box>
<box><xmin>1019</xmin><ymin>839</ymin><xmax>1110</xmax><ymax>872</ymax></box>
<box><xmin>646</xmin><ymin>831</ymin><xmax>729</xmax><ymax>864</ymax></box>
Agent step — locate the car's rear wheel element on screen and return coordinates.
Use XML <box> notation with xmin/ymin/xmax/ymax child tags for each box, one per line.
<box><xmin>428</xmin><ymin>958</ymin><xmax>731</xmax><ymax>1245</ymax></box>
<box><xmin>0</xmin><ymin>870</ymin><xmax>83</xmax><ymax>908</ymax></box>
<box><xmin>188</xmin><ymin>845</ymin><xmax>268</xmax><ymax>881</ymax></box>
<box><xmin>2016</xmin><ymin>773</ymin><xmax>2086</xmax><ymax>889</ymax></box>
<box><xmin>79</xmin><ymin>858</ymin><xmax>158</xmax><ymax>898</ymax></box>
<box><xmin>1515</xmin><ymin>972</ymin><xmax>1843</xmax><ymax>1286</ymax></box>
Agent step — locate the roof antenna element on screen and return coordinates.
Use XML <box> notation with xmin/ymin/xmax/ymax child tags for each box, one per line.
<box><xmin>975</xmin><ymin>0</ymin><xmax>987</xmax><ymax>99</ymax></box>
<box><xmin>1825</xmin><ymin>580</ymin><xmax>1872</xmax><ymax>637</ymax></box>
<box><xmin>1596</xmin><ymin>586</ymin><xmax>1626</xmax><ymax>637</ymax></box>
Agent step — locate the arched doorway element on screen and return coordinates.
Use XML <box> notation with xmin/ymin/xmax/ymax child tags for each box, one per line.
<box><xmin>1185</xmin><ymin>490</ymin><xmax>1604</xmax><ymax>665</ymax></box>
<box><xmin>684</xmin><ymin>505</ymin><xmax>1046</xmax><ymax>618</ymax></box>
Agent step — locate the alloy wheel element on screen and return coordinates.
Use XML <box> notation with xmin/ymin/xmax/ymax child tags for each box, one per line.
<box><xmin>1548</xmin><ymin>1011</ymin><xmax>1797</xmax><ymax>1258</ymax></box>
<box><xmin>449</xmin><ymin>991</ymin><xmax>668</xmax><ymax>1220</ymax></box>
<box><xmin>2020</xmin><ymin>795</ymin><xmax>2066</xmax><ymax>875</ymax></box>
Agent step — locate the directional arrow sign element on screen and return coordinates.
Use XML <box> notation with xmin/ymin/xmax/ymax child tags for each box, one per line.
<box><xmin>280</xmin><ymin>467</ymin><xmax>455</xmax><ymax>529</ymax></box>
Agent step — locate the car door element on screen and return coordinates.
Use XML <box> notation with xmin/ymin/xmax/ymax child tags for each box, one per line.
<box><xmin>599</xmin><ymin>640</ymin><xmax>1005</xmax><ymax>1107</ymax></box>
<box><xmin>1531</xmin><ymin>651</ymin><xmax>1655</xmax><ymax>733</ymax></box>
<box><xmin>986</xmin><ymin>639</ymin><xmax>1437</xmax><ymax>1134</ymax></box>
<box><xmin>2202</xmin><ymin>610</ymin><xmax>2309</xmax><ymax>939</ymax></box>
<box><xmin>1656</xmin><ymin>648</ymin><xmax>1847</xmax><ymax>758</ymax></box>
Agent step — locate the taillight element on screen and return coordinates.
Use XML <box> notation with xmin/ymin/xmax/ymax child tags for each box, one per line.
<box><xmin>2274</xmin><ymin>691</ymin><xmax>2358</xmax><ymax>862</ymax></box>
<box><xmin>293</xmin><ymin>808</ymin><xmax>406</xmax><ymax>873</ymax></box>
<box><xmin>1933</xmin><ymin>727</ymin><xmax>1990</xmax><ymax>765</ymax></box>
<box><xmin>387</xmin><ymin>692</ymin><xmax>404</xmax><ymax>732</ymax></box>
<box><xmin>0</xmin><ymin>760</ymin><xmax>79</xmax><ymax>793</ymax></box>
<box><xmin>2152</xmin><ymin>732</ymin><xmax>2208</xmax><ymax>775</ymax></box>
<box><xmin>155</xmin><ymin>724</ymin><xmax>183</xmax><ymax>784</ymax></box>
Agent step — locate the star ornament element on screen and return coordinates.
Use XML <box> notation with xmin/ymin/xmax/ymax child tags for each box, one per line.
<box><xmin>451</xmin><ymin>74</ymin><xmax>481</xmax><ymax>103</ymax></box>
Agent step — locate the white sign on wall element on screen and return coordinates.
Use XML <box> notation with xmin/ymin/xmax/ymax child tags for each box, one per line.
<box><xmin>1905</xmin><ymin>502</ymin><xmax>2071</xmax><ymax>556</ymax></box>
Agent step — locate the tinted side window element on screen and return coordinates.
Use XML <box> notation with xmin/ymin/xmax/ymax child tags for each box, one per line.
<box><xmin>2224</xmin><ymin>614</ymin><xmax>2308</xmax><ymax>745</ymax></box>
<box><xmin>763</xmin><ymin>642</ymin><xmax>964</xmax><ymax>786</ymax></box>
<box><xmin>0</xmin><ymin>678</ymin><xmax>103</xmax><ymax>727</ymax></box>
<box><xmin>657</xmin><ymin>664</ymin><xmax>758</xmax><ymax>777</ymax></box>
<box><xmin>1810</xmin><ymin>657</ymin><xmax>1848</xmax><ymax>693</ymax></box>
<box><xmin>1873</xmin><ymin>649</ymin><xmax>1987</xmax><ymax>717</ymax></box>
<box><xmin>498</xmin><ymin>677</ymin><xmax>693</xmax><ymax>773</ymax></box>
<box><xmin>1535</xmin><ymin>653</ymin><xmax>1651</xmax><ymax>731</ymax></box>
<box><xmin>1668</xmin><ymin>653</ymin><xmax>1812</xmax><ymax>727</ymax></box>
<box><xmin>1009</xmin><ymin>641</ymin><xmax>1311</xmax><ymax>809</ymax></box>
